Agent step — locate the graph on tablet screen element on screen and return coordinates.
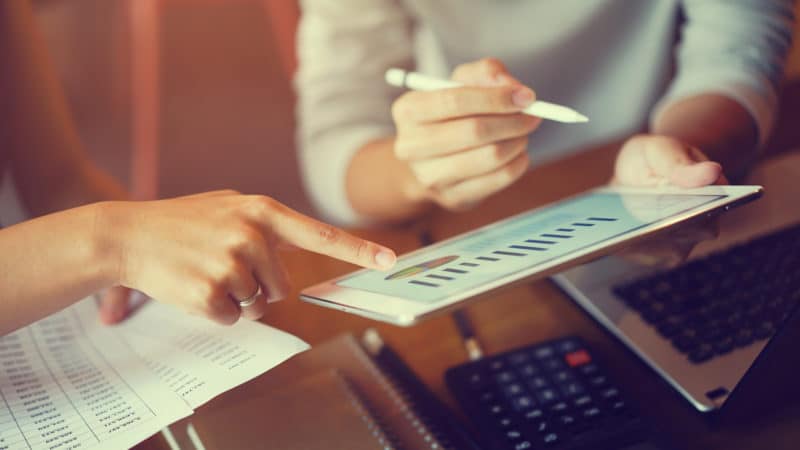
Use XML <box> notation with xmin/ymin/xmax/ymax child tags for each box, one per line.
<box><xmin>338</xmin><ymin>192</ymin><xmax>722</xmax><ymax>303</ymax></box>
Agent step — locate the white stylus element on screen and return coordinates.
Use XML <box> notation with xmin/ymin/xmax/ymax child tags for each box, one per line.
<box><xmin>385</xmin><ymin>68</ymin><xmax>589</xmax><ymax>124</ymax></box>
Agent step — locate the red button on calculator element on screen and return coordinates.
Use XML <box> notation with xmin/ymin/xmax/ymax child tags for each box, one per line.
<box><xmin>565</xmin><ymin>350</ymin><xmax>591</xmax><ymax>367</ymax></box>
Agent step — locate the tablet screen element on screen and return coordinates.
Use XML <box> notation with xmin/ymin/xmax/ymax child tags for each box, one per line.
<box><xmin>338</xmin><ymin>192</ymin><xmax>723</xmax><ymax>303</ymax></box>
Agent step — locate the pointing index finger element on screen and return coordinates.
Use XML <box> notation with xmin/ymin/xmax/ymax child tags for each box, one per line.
<box><xmin>265</xmin><ymin>203</ymin><xmax>397</xmax><ymax>271</ymax></box>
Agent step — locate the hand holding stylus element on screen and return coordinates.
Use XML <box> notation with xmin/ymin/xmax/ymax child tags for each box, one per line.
<box><xmin>388</xmin><ymin>58</ymin><xmax>542</xmax><ymax>211</ymax></box>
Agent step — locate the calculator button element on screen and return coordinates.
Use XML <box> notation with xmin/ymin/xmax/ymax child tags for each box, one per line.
<box><xmin>479</xmin><ymin>390</ymin><xmax>496</xmax><ymax>403</ymax></box>
<box><xmin>610</xmin><ymin>400</ymin><xmax>627</xmax><ymax>414</ymax></box>
<box><xmin>498</xmin><ymin>416</ymin><xmax>513</xmax><ymax>428</ymax></box>
<box><xmin>518</xmin><ymin>363</ymin><xmax>539</xmax><ymax>377</ymax></box>
<box><xmin>503</xmin><ymin>382</ymin><xmax>525</xmax><ymax>397</ymax></box>
<box><xmin>565</xmin><ymin>349</ymin><xmax>592</xmax><ymax>367</ymax></box>
<box><xmin>542</xmin><ymin>432</ymin><xmax>560</xmax><ymax>446</ymax></box>
<box><xmin>534</xmin><ymin>420</ymin><xmax>551</xmax><ymax>434</ymax></box>
<box><xmin>542</xmin><ymin>358</ymin><xmax>566</xmax><ymax>372</ymax></box>
<box><xmin>552</xmin><ymin>370</ymin><xmax>573</xmax><ymax>383</ymax></box>
<box><xmin>588</xmin><ymin>375</ymin><xmax>608</xmax><ymax>387</ymax></box>
<box><xmin>532</xmin><ymin>345</ymin><xmax>556</xmax><ymax>359</ymax></box>
<box><xmin>573</xmin><ymin>395</ymin><xmax>593</xmax><ymax>408</ymax></box>
<box><xmin>488</xmin><ymin>403</ymin><xmax>505</xmax><ymax>415</ymax></box>
<box><xmin>600</xmin><ymin>387</ymin><xmax>620</xmax><ymax>400</ymax></box>
<box><xmin>507</xmin><ymin>351</ymin><xmax>531</xmax><ymax>365</ymax></box>
<box><xmin>466</xmin><ymin>372</ymin><xmax>487</xmax><ymax>389</ymax></box>
<box><xmin>557</xmin><ymin>339</ymin><xmax>580</xmax><ymax>353</ymax></box>
<box><xmin>550</xmin><ymin>401</ymin><xmax>568</xmax><ymax>413</ymax></box>
<box><xmin>582</xmin><ymin>406</ymin><xmax>602</xmax><ymax>420</ymax></box>
<box><xmin>505</xmin><ymin>429</ymin><xmax>523</xmax><ymax>440</ymax></box>
<box><xmin>511</xmin><ymin>395</ymin><xmax>537</xmax><ymax>411</ymax></box>
<box><xmin>558</xmin><ymin>414</ymin><xmax>577</xmax><ymax>427</ymax></box>
<box><xmin>524</xmin><ymin>408</ymin><xmax>544</xmax><ymax>421</ymax></box>
<box><xmin>495</xmin><ymin>371</ymin><xmax>517</xmax><ymax>384</ymax></box>
<box><xmin>578</xmin><ymin>363</ymin><xmax>599</xmax><ymax>376</ymax></box>
<box><xmin>489</xmin><ymin>359</ymin><xmax>507</xmax><ymax>371</ymax></box>
<box><xmin>513</xmin><ymin>440</ymin><xmax>534</xmax><ymax>450</ymax></box>
<box><xmin>535</xmin><ymin>388</ymin><xmax>560</xmax><ymax>404</ymax></box>
<box><xmin>561</xmin><ymin>381</ymin><xmax>586</xmax><ymax>397</ymax></box>
<box><xmin>527</xmin><ymin>376</ymin><xmax>549</xmax><ymax>390</ymax></box>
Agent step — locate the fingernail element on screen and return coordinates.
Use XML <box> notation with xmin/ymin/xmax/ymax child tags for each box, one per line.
<box><xmin>266</xmin><ymin>294</ymin><xmax>285</xmax><ymax>304</ymax></box>
<box><xmin>261</xmin><ymin>285</ymin><xmax>283</xmax><ymax>304</ymax></box>
<box><xmin>375</xmin><ymin>249</ymin><xmax>396</xmax><ymax>269</ymax></box>
<box><xmin>99</xmin><ymin>305</ymin><xmax>123</xmax><ymax>325</ymax></box>
<box><xmin>512</xmin><ymin>87</ymin><xmax>535</xmax><ymax>108</ymax></box>
<box><xmin>99</xmin><ymin>311</ymin><xmax>114</xmax><ymax>325</ymax></box>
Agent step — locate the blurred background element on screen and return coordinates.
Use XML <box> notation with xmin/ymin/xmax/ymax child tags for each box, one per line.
<box><xmin>34</xmin><ymin>0</ymin><xmax>308</xmax><ymax>212</ymax></box>
<box><xmin>33</xmin><ymin>0</ymin><xmax>800</xmax><ymax>218</ymax></box>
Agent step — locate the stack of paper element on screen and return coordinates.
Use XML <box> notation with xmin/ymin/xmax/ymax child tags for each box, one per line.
<box><xmin>0</xmin><ymin>298</ymin><xmax>309</xmax><ymax>450</ymax></box>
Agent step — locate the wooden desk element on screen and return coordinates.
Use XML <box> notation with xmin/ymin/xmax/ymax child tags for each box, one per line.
<box><xmin>137</xmin><ymin>143</ymin><xmax>800</xmax><ymax>450</ymax></box>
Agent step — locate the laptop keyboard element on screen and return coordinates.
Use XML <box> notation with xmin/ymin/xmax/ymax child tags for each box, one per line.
<box><xmin>446</xmin><ymin>337</ymin><xmax>649</xmax><ymax>450</ymax></box>
<box><xmin>612</xmin><ymin>223</ymin><xmax>800</xmax><ymax>364</ymax></box>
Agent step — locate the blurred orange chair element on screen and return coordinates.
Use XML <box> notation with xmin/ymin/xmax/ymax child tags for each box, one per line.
<box><xmin>128</xmin><ymin>0</ymin><xmax>299</xmax><ymax>200</ymax></box>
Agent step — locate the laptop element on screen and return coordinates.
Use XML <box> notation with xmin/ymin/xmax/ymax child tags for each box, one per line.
<box><xmin>553</xmin><ymin>209</ymin><xmax>800</xmax><ymax>418</ymax></box>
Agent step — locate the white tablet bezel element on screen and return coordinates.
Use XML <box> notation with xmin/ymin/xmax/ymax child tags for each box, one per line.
<box><xmin>300</xmin><ymin>185</ymin><xmax>763</xmax><ymax>326</ymax></box>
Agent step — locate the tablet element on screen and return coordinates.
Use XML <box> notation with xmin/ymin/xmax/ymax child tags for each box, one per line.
<box><xmin>301</xmin><ymin>185</ymin><xmax>762</xmax><ymax>326</ymax></box>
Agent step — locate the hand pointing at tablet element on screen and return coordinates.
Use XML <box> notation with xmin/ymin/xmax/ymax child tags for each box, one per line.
<box><xmin>96</xmin><ymin>191</ymin><xmax>397</xmax><ymax>326</ymax></box>
<box><xmin>1</xmin><ymin>190</ymin><xmax>397</xmax><ymax>335</ymax></box>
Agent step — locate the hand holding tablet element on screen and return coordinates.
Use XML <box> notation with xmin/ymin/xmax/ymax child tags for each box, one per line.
<box><xmin>301</xmin><ymin>185</ymin><xmax>762</xmax><ymax>325</ymax></box>
<box><xmin>612</xmin><ymin>134</ymin><xmax>729</xmax><ymax>267</ymax></box>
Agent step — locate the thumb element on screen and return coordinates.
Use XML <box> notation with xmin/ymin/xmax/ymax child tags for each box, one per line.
<box><xmin>668</xmin><ymin>161</ymin><xmax>723</xmax><ymax>188</ymax></box>
<box><xmin>99</xmin><ymin>286</ymin><xmax>131</xmax><ymax>325</ymax></box>
<box><xmin>642</xmin><ymin>138</ymin><xmax>723</xmax><ymax>187</ymax></box>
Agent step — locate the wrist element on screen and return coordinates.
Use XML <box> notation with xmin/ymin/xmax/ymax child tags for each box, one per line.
<box><xmin>347</xmin><ymin>138</ymin><xmax>434</xmax><ymax>222</ymax></box>
<box><xmin>652</xmin><ymin>94</ymin><xmax>758</xmax><ymax>178</ymax></box>
<box><xmin>88</xmin><ymin>201</ymin><xmax>128</xmax><ymax>287</ymax></box>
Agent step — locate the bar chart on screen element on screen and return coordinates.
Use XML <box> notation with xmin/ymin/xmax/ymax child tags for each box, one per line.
<box><xmin>339</xmin><ymin>192</ymin><xmax>721</xmax><ymax>303</ymax></box>
<box><xmin>385</xmin><ymin>216</ymin><xmax>620</xmax><ymax>289</ymax></box>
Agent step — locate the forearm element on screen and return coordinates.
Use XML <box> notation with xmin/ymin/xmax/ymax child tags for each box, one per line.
<box><xmin>346</xmin><ymin>137</ymin><xmax>433</xmax><ymax>223</ymax></box>
<box><xmin>0</xmin><ymin>202</ymin><xmax>118</xmax><ymax>335</ymax></box>
<box><xmin>652</xmin><ymin>94</ymin><xmax>759</xmax><ymax>181</ymax></box>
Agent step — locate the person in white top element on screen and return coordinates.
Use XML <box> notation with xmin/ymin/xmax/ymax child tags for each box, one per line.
<box><xmin>296</xmin><ymin>0</ymin><xmax>796</xmax><ymax>225</ymax></box>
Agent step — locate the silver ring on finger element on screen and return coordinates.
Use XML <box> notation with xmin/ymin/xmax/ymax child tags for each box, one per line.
<box><xmin>233</xmin><ymin>285</ymin><xmax>261</xmax><ymax>308</ymax></box>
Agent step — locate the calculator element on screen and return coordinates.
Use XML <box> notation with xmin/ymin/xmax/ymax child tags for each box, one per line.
<box><xmin>445</xmin><ymin>336</ymin><xmax>661</xmax><ymax>450</ymax></box>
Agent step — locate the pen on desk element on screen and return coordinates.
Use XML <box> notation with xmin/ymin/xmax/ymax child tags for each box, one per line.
<box><xmin>452</xmin><ymin>310</ymin><xmax>484</xmax><ymax>361</ymax></box>
<box><xmin>385</xmin><ymin>68</ymin><xmax>589</xmax><ymax>124</ymax></box>
<box><xmin>416</xmin><ymin>231</ymin><xmax>485</xmax><ymax>362</ymax></box>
